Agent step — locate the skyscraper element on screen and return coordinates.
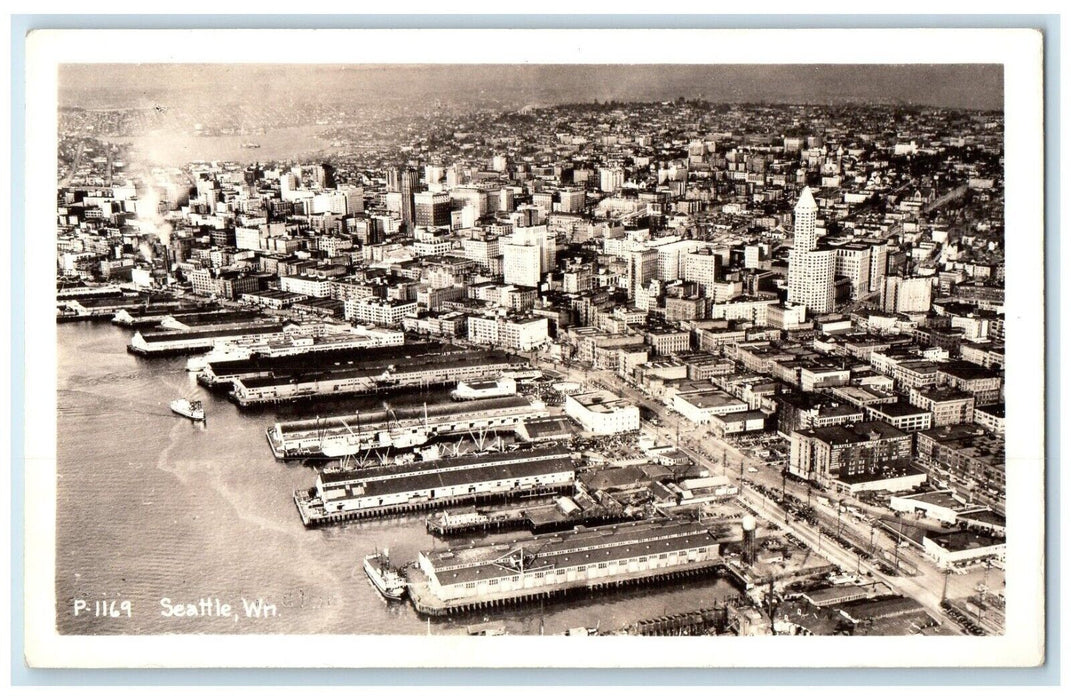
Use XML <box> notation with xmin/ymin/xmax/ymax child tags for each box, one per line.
<box><xmin>834</xmin><ymin>244</ymin><xmax>872</xmax><ymax>299</ymax></box>
<box><xmin>792</xmin><ymin>186</ymin><xmax>818</xmax><ymax>252</ymax></box>
<box><xmin>414</xmin><ymin>191</ymin><xmax>452</xmax><ymax>228</ymax></box>
<box><xmin>388</xmin><ymin>166</ymin><xmax>421</xmax><ymax>233</ymax></box>
<box><xmin>502</xmin><ymin>242</ymin><xmax>541</xmax><ymax>287</ymax></box>
<box><xmin>786</xmin><ymin>187</ymin><xmax>835</xmax><ymax>315</ymax></box>
<box><xmin>628</xmin><ymin>249</ymin><xmax>659</xmax><ymax>304</ymax></box>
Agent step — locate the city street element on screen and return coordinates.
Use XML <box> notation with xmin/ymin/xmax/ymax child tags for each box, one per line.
<box><xmin>582</xmin><ymin>364</ymin><xmax>1001</xmax><ymax>633</ymax></box>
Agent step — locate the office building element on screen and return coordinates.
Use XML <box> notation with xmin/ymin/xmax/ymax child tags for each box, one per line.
<box><xmin>882</xmin><ymin>276</ymin><xmax>933</xmax><ymax>314</ymax></box>
<box><xmin>786</xmin><ymin>187</ymin><xmax>835</xmax><ymax>315</ymax></box>
<box><xmin>414</xmin><ymin>191</ymin><xmax>452</xmax><ymax>228</ymax></box>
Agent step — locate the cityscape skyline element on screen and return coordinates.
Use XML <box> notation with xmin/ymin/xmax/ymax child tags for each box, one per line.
<box><xmin>59</xmin><ymin>63</ymin><xmax>1004</xmax><ymax>112</ymax></box>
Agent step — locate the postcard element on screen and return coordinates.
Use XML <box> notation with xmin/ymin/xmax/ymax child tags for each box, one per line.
<box><xmin>21</xmin><ymin>27</ymin><xmax>1045</xmax><ymax>668</ymax></box>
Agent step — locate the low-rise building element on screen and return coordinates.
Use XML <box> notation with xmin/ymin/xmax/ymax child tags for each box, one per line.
<box><xmin>673</xmin><ymin>388</ymin><xmax>749</xmax><ymax>425</ymax></box>
<box><xmin>467</xmin><ymin>314</ymin><xmax>550</xmax><ymax>351</ymax></box>
<box><xmin>344</xmin><ymin>298</ymin><xmax>418</xmax><ymax>327</ymax></box>
<box><xmin>922</xmin><ymin>531</ymin><xmax>1005</xmax><ymax>571</ymax></box>
<box><xmin>776</xmin><ymin>393</ymin><xmax>865</xmax><ymax>436</ymax></box>
<box><xmin>280</xmin><ymin>274</ymin><xmax>332</xmax><ymax>298</ymax></box>
<box><xmin>709</xmin><ymin>409</ymin><xmax>769</xmax><ymax>437</ymax></box>
<box><xmin>241</xmin><ymin>289</ymin><xmax>306</xmax><ymax>309</ymax></box>
<box><xmin>865</xmin><ymin>400</ymin><xmax>934</xmax><ymax>432</ymax></box>
<box><xmin>789</xmin><ymin>420</ymin><xmax>915</xmax><ymax>491</ymax></box>
<box><xmin>564</xmin><ymin>390</ymin><xmax>640</xmax><ymax>435</ymax></box>
<box><xmin>645</xmin><ymin>327</ymin><xmax>692</xmax><ymax>356</ymax></box>
<box><xmin>916</xmin><ymin>424</ymin><xmax>1005</xmax><ymax>509</ymax></box>
<box><xmin>973</xmin><ymin>403</ymin><xmax>1005</xmax><ymax>435</ymax></box>
<box><xmin>937</xmin><ymin>360</ymin><xmax>1003</xmax><ymax>406</ymax></box>
<box><xmin>908</xmin><ymin>386</ymin><xmax>976</xmax><ymax>427</ymax></box>
<box><xmin>889</xmin><ymin>489</ymin><xmax>969</xmax><ymax>525</ymax></box>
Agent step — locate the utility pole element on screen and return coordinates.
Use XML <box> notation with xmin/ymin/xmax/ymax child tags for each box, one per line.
<box><xmin>893</xmin><ymin>516</ymin><xmax>903</xmax><ymax>572</ymax></box>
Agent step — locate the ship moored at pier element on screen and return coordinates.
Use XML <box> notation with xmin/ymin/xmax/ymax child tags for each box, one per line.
<box><xmin>363</xmin><ymin>549</ymin><xmax>408</xmax><ymax>601</ymax></box>
<box><xmin>266</xmin><ymin>395</ymin><xmax>548</xmax><ymax>459</ymax></box>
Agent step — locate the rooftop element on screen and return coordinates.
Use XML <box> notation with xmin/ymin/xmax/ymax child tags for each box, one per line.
<box><xmin>837</xmin><ymin>595</ymin><xmax>924</xmax><ymax>623</ymax></box>
<box><xmin>869</xmin><ymin>400</ymin><xmax>932</xmax><ymax>418</ymax></box>
<box><xmin>938</xmin><ymin>360</ymin><xmax>1002</xmax><ymax>382</ymax></box>
<box><xmin>899</xmin><ymin>489</ymin><xmax>963</xmax><ymax>509</ymax></box>
<box><xmin>927</xmin><ymin>530</ymin><xmax>1005</xmax><ymax>552</ymax></box>
<box><xmin>806</xmin><ymin>420</ymin><xmax>908</xmax><ymax>444</ymax></box>
<box><xmin>676</xmin><ymin>388</ymin><xmax>745</xmax><ymax>410</ymax></box>
<box><xmin>421</xmin><ymin>519</ymin><xmax>726</xmax><ymax>586</ymax></box>
<box><xmin>569</xmin><ymin>390</ymin><xmax>635</xmax><ymax>413</ymax></box>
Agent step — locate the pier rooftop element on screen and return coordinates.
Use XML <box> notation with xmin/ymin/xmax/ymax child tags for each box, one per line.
<box><xmin>164</xmin><ymin>310</ymin><xmax>266</xmax><ymax>329</ymax></box>
<box><xmin>203</xmin><ymin>340</ymin><xmax>445</xmax><ymax>378</ymax></box>
<box><xmin>275</xmin><ymin>394</ymin><xmax>538</xmax><ymax>436</ymax></box>
<box><xmin>317</xmin><ymin>446</ymin><xmax>575</xmax><ymax>492</ymax></box>
<box><xmin>408</xmin><ymin>518</ymin><xmax>738</xmax><ymax>615</ymax></box>
<box><xmin>423</xmin><ymin>519</ymin><xmax>723</xmax><ymax>581</ymax></box>
<box><xmin>236</xmin><ymin>349</ymin><xmax>522</xmax><ymax>389</ymax></box>
<box><xmin>296</xmin><ymin>447</ymin><xmax>578</xmax><ymax>526</ymax></box>
<box><xmin>129</xmin><ymin>322</ymin><xmax>287</xmax><ymax>354</ymax></box>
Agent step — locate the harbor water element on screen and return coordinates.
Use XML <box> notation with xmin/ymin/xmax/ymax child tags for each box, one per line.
<box><xmin>56</xmin><ymin>322</ymin><xmax>741</xmax><ymax>635</ymax></box>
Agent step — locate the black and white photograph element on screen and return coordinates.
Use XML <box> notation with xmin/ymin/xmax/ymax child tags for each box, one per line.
<box><xmin>20</xmin><ymin>27</ymin><xmax>1046</xmax><ymax>669</ymax></box>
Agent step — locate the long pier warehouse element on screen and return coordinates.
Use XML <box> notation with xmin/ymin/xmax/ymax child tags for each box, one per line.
<box><xmin>198</xmin><ymin>340</ymin><xmax>442</xmax><ymax>389</ymax></box>
<box><xmin>407</xmin><ymin>518</ymin><xmax>739</xmax><ymax>616</ymax></box>
<box><xmin>294</xmin><ymin>446</ymin><xmax>577</xmax><ymax>526</ymax></box>
<box><xmin>230</xmin><ymin>347</ymin><xmax>531</xmax><ymax>406</ymax></box>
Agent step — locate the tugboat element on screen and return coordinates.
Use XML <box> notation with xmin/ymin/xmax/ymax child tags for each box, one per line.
<box><xmin>170</xmin><ymin>398</ymin><xmax>206</xmax><ymax>422</ymax></box>
<box><xmin>363</xmin><ymin>548</ymin><xmax>407</xmax><ymax>601</ymax></box>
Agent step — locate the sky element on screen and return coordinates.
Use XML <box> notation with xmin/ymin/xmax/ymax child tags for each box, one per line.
<box><xmin>60</xmin><ymin>64</ymin><xmax>1003</xmax><ymax>112</ymax></box>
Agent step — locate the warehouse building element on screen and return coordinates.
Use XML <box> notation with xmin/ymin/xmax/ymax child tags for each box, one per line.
<box><xmin>414</xmin><ymin>519</ymin><xmax>727</xmax><ymax>611</ymax></box>
<box><xmin>306</xmin><ymin>447</ymin><xmax>576</xmax><ymax>520</ymax></box>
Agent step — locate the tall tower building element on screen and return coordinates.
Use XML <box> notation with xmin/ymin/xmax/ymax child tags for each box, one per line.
<box><xmin>867</xmin><ymin>239</ymin><xmax>888</xmax><ymax>293</ymax></box>
<box><xmin>792</xmin><ymin>186</ymin><xmax>818</xmax><ymax>253</ymax></box>
<box><xmin>398</xmin><ymin>168</ymin><xmax>420</xmax><ymax>234</ymax></box>
<box><xmin>388</xmin><ymin>166</ymin><xmax>421</xmax><ymax>233</ymax></box>
<box><xmin>628</xmin><ymin>249</ymin><xmax>659</xmax><ymax>304</ymax></box>
<box><xmin>786</xmin><ymin>187</ymin><xmax>834</xmax><ymax>315</ymax></box>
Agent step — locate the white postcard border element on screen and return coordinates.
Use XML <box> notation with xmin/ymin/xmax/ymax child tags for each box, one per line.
<box><xmin>23</xmin><ymin>27</ymin><xmax>1045</xmax><ymax>668</ymax></box>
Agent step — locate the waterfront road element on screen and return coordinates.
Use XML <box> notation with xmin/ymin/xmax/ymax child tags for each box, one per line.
<box><xmin>567</xmin><ymin>364</ymin><xmax>998</xmax><ymax>633</ymax></box>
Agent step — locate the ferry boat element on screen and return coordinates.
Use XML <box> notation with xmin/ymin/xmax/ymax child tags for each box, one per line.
<box><xmin>170</xmin><ymin>398</ymin><xmax>206</xmax><ymax>422</ymax></box>
<box><xmin>363</xmin><ymin>549</ymin><xmax>407</xmax><ymax>601</ymax></box>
